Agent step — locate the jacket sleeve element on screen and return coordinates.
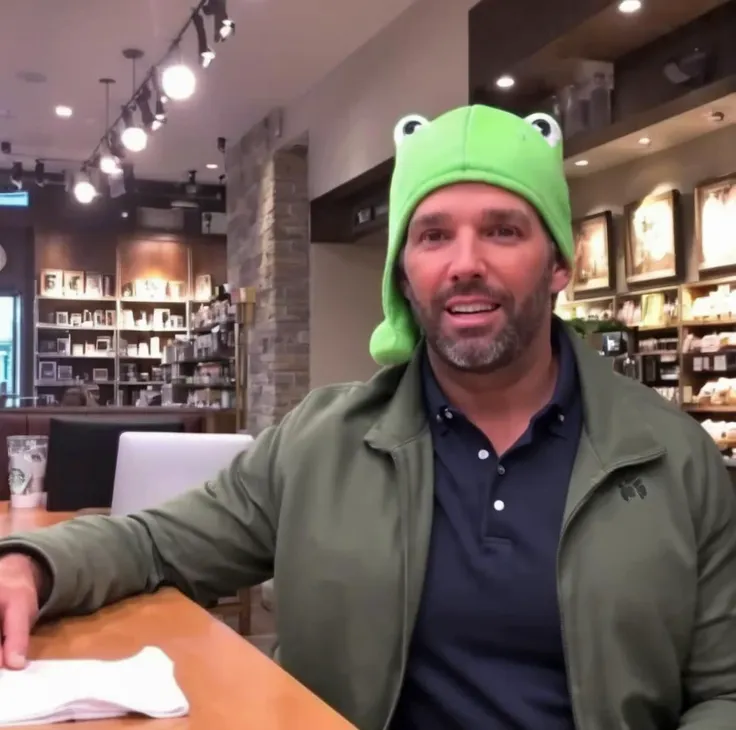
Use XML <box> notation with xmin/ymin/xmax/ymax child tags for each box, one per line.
<box><xmin>677</xmin><ymin>435</ymin><xmax>736</xmax><ymax>728</ymax></box>
<box><xmin>0</xmin><ymin>423</ymin><xmax>282</xmax><ymax>620</ymax></box>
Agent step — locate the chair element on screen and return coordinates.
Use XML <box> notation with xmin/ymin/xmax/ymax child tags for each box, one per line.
<box><xmin>45</xmin><ymin>416</ymin><xmax>185</xmax><ymax>512</ymax></box>
<box><xmin>112</xmin><ymin>431</ymin><xmax>255</xmax><ymax>634</ymax></box>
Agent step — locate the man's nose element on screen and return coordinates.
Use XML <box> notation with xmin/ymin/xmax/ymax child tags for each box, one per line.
<box><xmin>446</xmin><ymin>233</ymin><xmax>486</xmax><ymax>280</ymax></box>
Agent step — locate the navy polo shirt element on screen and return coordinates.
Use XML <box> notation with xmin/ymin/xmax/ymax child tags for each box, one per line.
<box><xmin>391</xmin><ymin>321</ymin><xmax>583</xmax><ymax>730</ymax></box>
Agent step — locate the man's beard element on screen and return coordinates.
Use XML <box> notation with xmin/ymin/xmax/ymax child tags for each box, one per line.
<box><xmin>404</xmin><ymin>262</ymin><xmax>554</xmax><ymax>373</ymax></box>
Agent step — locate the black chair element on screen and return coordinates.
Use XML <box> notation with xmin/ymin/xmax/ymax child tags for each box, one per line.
<box><xmin>45</xmin><ymin>416</ymin><xmax>185</xmax><ymax>512</ymax></box>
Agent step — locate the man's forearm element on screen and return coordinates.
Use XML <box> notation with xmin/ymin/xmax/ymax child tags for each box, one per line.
<box><xmin>0</xmin><ymin>513</ymin><xmax>165</xmax><ymax>620</ymax></box>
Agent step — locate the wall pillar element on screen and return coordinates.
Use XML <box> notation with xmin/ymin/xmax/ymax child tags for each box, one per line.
<box><xmin>226</xmin><ymin>112</ymin><xmax>310</xmax><ymax>433</ymax></box>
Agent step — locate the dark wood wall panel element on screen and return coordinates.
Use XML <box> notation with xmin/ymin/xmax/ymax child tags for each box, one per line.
<box><xmin>614</xmin><ymin>2</ymin><xmax>736</xmax><ymax>120</ymax></box>
<box><xmin>35</xmin><ymin>230</ymin><xmax>117</xmax><ymax>276</ymax></box>
<box><xmin>469</xmin><ymin>0</ymin><xmax>611</xmax><ymax>97</ymax></box>
<box><xmin>191</xmin><ymin>237</ymin><xmax>227</xmax><ymax>285</ymax></box>
<box><xmin>118</xmin><ymin>237</ymin><xmax>190</xmax><ymax>293</ymax></box>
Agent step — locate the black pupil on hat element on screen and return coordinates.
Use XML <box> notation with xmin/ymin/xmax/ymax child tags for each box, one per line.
<box><xmin>404</xmin><ymin>121</ymin><xmax>421</xmax><ymax>135</ymax></box>
<box><xmin>534</xmin><ymin>120</ymin><xmax>551</xmax><ymax>137</ymax></box>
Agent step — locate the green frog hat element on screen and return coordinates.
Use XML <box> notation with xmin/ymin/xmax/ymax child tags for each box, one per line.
<box><xmin>369</xmin><ymin>104</ymin><xmax>574</xmax><ymax>366</ymax></box>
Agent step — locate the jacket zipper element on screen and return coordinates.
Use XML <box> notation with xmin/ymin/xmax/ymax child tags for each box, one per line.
<box><xmin>557</xmin><ymin>450</ymin><xmax>665</xmax><ymax>729</ymax></box>
<box><xmin>380</xmin><ymin>449</ymin><xmax>411</xmax><ymax>730</ymax></box>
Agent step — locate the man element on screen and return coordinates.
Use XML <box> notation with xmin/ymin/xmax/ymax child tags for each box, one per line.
<box><xmin>1</xmin><ymin>105</ymin><xmax>735</xmax><ymax>730</ymax></box>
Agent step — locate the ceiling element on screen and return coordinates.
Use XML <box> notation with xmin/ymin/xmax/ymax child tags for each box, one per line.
<box><xmin>0</xmin><ymin>0</ymin><xmax>418</xmax><ymax>184</ymax></box>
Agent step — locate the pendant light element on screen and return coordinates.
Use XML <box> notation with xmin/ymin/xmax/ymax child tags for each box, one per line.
<box><xmin>98</xmin><ymin>78</ymin><xmax>121</xmax><ymax>175</ymax></box>
<box><xmin>120</xmin><ymin>49</ymin><xmax>148</xmax><ymax>153</ymax></box>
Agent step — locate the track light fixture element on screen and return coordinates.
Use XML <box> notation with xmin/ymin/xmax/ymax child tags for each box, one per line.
<box><xmin>34</xmin><ymin>160</ymin><xmax>45</xmax><ymax>187</ymax></box>
<box><xmin>192</xmin><ymin>11</ymin><xmax>215</xmax><ymax>68</ymax></box>
<box><xmin>205</xmin><ymin>0</ymin><xmax>235</xmax><ymax>41</ymax></box>
<box><xmin>137</xmin><ymin>85</ymin><xmax>156</xmax><ymax>129</ymax></box>
<box><xmin>82</xmin><ymin>0</ymin><xmax>230</xmax><ymax>187</ymax></box>
<box><xmin>10</xmin><ymin>162</ymin><xmax>23</xmax><ymax>190</ymax></box>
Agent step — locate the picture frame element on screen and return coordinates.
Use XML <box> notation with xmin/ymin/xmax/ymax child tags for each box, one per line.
<box><xmin>55</xmin><ymin>311</ymin><xmax>69</xmax><ymax>326</ymax></box>
<box><xmin>93</xmin><ymin>310</ymin><xmax>105</xmax><ymax>327</ymax></box>
<box><xmin>572</xmin><ymin>211</ymin><xmax>615</xmax><ymax>293</ymax></box>
<box><xmin>105</xmin><ymin>310</ymin><xmax>116</xmax><ymax>327</ymax></box>
<box><xmin>694</xmin><ymin>173</ymin><xmax>736</xmax><ymax>272</ymax></box>
<box><xmin>168</xmin><ymin>281</ymin><xmax>185</xmax><ymax>300</ymax></box>
<box><xmin>102</xmin><ymin>275</ymin><xmax>114</xmax><ymax>297</ymax></box>
<box><xmin>63</xmin><ymin>271</ymin><xmax>84</xmax><ymax>297</ymax></box>
<box><xmin>85</xmin><ymin>273</ymin><xmax>103</xmax><ymax>298</ymax></box>
<box><xmin>71</xmin><ymin>343</ymin><xmax>84</xmax><ymax>357</ymax></box>
<box><xmin>40</xmin><ymin>269</ymin><xmax>63</xmax><ymax>297</ymax></box>
<box><xmin>92</xmin><ymin>368</ymin><xmax>109</xmax><ymax>382</ymax></box>
<box><xmin>38</xmin><ymin>361</ymin><xmax>57</xmax><ymax>381</ymax></box>
<box><xmin>95</xmin><ymin>336</ymin><xmax>111</xmax><ymax>352</ymax></box>
<box><xmin>70</xmin><ymin>313</ymin><xmax>82</xmax><ymax>327</ymax></box>
<box><xmin>57</xmin><ymin>336</ymin><xmax>71</xmax><ymax>356</ymax></box>
<box><xmin>624</xmin><ymin>190</ymin><xmax>680</xmax><ymax>285</ymax></box>
<box><xmin>57</xmin><ymin>365</ymin><xmax>73</xmax><ymax>381</ymax></box>
<box><xmin>195</xmin><ymin>274</ymin><xmax>212</xmax><ymax>301</ymax></box>
<box><xmin>82</xmin><ymin>309</ymin><xmax>93</xmax><ymax>326</ymax></box>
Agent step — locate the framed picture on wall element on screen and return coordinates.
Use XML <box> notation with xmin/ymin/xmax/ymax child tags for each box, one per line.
<box><xmin>40</xmin><ymin>270</ymin><xmax>63</xmax><ymax>297</ymax></box>
<box><xmin>571</xmin><ymin>211</ymin><xmax>614</xmax><ymax>293</ymax></box>
<box><xmin>194</xmin><ymin>274</ymin><xmax>212</xmax><ymax>301</ymax></box>
<box><xmin>85</xmin><ymin>273</ymin><xmax>103</xmax><ymax>298</ymax></box>
<box><xmin>38</xmin><ymin>361</ymin><xmax>57</xmax><ymax>381</ymax></box>
<box><xmin>92</xmin><ymin>368</ymin><xmax>109</xmax><ymax>382</ymax></box>
<box><xmin>63</xmin><ymin>270</ymin><xmax>84</xmax><ymax>297</ymax></box>
<box><xmin>624</xmin><ymin>190</ymin><xmax>680</xmax><ymax>284</ymax></box>
<box><xmin>695</xmin><ymin>173</ymin><xmax>736</xmax><ymax>272</ymax></box>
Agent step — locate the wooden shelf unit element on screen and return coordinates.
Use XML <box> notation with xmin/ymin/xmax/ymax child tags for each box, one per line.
<box><xmin>33</xmin><ymin>235</ymin><xmax>228</xmax><ymax>407</ymax></box>
<box><xmin>556</xmin><ymin>277</ymin><xmax>736</xmax><ymax>418</ymax></box>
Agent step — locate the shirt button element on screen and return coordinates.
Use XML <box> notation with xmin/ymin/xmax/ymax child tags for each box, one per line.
<box><xmin>558</xmin><ymin>413</ymin><xmax>565</xmax><ymax>423</ymax></box>
<box><xmin>444</xmin><ymin>409</ymin><xmax>453</xmax><ymax>420</ymax></box>
<box><xmin>493</xmin><ymin>500</ymin><xmax>505</xmax><ymax>511</ymax></box>
<box><xmin>497</xmin><ymin>464</ymin><xmax>505</xmax><ymax>475</ymax></box>
<box><xmin>478</xmin><ymin>449</ymin><xmax>490</xmax><ymax>460</ymax></box>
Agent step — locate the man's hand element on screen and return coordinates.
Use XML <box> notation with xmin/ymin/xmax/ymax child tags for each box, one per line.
<box><xmin>0</xmin><ymin>554</ymin><xmax>42</xmax><ymax>669</ymax></box>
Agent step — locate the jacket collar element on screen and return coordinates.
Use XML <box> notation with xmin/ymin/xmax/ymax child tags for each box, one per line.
<box><xmin>365</xmin><ymin>323</ymin><xmax>664</xmax><ymax>470</ymax></box>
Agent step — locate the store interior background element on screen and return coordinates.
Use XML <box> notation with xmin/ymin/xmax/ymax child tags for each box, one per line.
<box><xmin>2</xmin><ymin>0</ymin><xmax>736</xmax><ymax>399</ymax></box>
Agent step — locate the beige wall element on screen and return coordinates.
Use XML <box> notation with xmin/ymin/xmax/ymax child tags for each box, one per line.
<box><xmin>310</xmin><ymin>231</ymin><xmax>387</xmax><ymax>387</ymax></box>
<box><xmin>569</xmin><ymin>123</ymin><xmax>736</xmax><ymax>287</ymax></box>
<box><xmin>283</xmin><ymin>0</ymin><xmax>477</xmax><ymax>198</ymax></box>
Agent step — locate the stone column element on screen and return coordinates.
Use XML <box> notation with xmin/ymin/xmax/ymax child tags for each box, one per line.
<box><xmin>226</xmin><ymin>111</ymin><xmax>310</xmax><ymax>434</ymax></box>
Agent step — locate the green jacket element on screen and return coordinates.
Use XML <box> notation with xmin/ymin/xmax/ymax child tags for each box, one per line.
<box><xmin>4</xmin><ymin>333</ymin><xmax>736</xmax><ymax>730</ymax></box>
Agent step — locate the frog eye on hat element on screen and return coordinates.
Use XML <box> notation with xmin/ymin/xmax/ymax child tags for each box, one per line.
<box><xmin>393</xmin><ymin>114</ymin><xmax>430</xmax><ymax>148</ymax></box>
<box><xmin>524</xmin><ymin>112</ymin><xmax>563</xmax><ymax>148</ymax></box>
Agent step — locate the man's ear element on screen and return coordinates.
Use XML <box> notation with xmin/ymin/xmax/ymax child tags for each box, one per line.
<box><xmin>551</xmin><ymin>254</ymin><xmax>572</xmax><ymax>295</ymax></box>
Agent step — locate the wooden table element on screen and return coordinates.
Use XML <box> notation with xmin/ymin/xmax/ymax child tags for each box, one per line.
<box><xmin>0</xmin><ymin>504</ymin><xmax>356</xmax><ymax>729</ymax></box>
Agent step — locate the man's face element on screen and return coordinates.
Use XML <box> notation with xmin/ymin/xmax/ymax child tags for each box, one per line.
<box><xmin>401</xmin><ymin>182</ymin><xmax>570</xmax><ymax>372</ymax></box>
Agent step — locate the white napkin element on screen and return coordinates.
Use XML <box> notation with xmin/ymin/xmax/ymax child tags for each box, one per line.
<box><xmin>0</xmin><ymin>646</ymin><xmax>189</xmax><ymax>726</ymax></box>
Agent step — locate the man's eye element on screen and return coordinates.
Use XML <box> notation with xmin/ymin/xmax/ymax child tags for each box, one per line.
<box><xmin>418</xmin><ymin>229</ymin><xmax>448</xmax><ymax>243</ymax></box>
<box><xmin>489</xmin><ymin>225</ymin><xmax>521</xmax><ymax>238</ymax></box>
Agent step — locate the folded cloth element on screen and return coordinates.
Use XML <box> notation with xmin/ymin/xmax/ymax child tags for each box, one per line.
<box><xmin>0</xmin><ymin>646</ymin><xmax>189</xmax><ymax>726</ymax></box>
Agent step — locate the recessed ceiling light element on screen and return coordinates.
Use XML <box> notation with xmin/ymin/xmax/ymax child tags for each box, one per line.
<box><xmin>574</xmin><ymin>159</ymin><xmax>589</xmax><ymax>167</ymax></box>
<box><xmin>495</xmin><ymin>75</ymin><xmax>515</xmax><ymax>89</ymax></box>
<box><xmin>618</xmin><ymin>0</ymin><xmax>642</xmax><ymax>13</ymax></box>
<box><xmin>55</xmin><ymin>105</ymin><xmax>73</xmax><ymax>118</ymax></box>
<box><xmin>638</xmin><ymin>136</ymin><xmax>651</xmax><ymax>146</ymax></box>
<box><xmin>206</xmin><ymin>163</ymin><xmax>218</xmax><ymax>169</ymax></box>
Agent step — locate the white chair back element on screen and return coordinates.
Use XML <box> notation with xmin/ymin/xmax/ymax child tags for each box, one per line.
<box><xmin>111</xmin><ymin>431</ymin><xmax>253</xmax><ymax>515</ymax></box>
